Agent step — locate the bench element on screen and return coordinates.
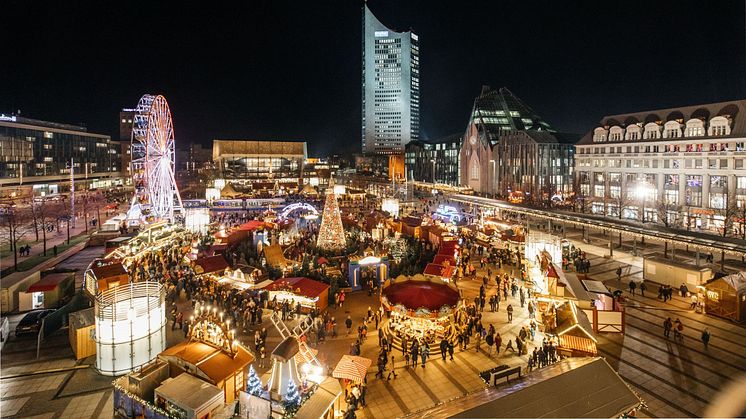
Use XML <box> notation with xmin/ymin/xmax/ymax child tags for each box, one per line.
<box><xmin>479</xmin><ymin>364</ymin><xmax>509</xmax><ymax>384</ymax></box>
<box><xmin>491</xmin><ymin>366</ymin><xmax>522</xmax><ymax>385</ymax></box>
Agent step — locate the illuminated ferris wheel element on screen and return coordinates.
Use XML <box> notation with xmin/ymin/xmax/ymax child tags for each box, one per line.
<box><xmin>129</xmin><ymin>94</ymin><xmax>183</xmax><ymax>222</ymax></box>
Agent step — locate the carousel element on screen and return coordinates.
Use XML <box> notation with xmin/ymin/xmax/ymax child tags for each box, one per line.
<box><xmin>380</xmin><ymin>274</ymin><xmax>461</xmax><ymax>351</ymax></box>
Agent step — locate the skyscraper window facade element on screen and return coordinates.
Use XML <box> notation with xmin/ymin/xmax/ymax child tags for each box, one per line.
<box><xmin>362</xmin><ymin>5</ymin><xmax>419</xmax><ymax>155</ymax></box>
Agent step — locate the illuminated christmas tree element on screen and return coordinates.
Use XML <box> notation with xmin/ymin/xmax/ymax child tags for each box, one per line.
<box><xmin>283</xmin><ymin>378</ymin><xmax>301</xmax><ymax>411</ymax></box>
<box><xmin>316</xmin><ymin>188</ymin><xmax>346</xmax><ymax>250</ymax></box>
<box><xmin>247</xmin><ymin>365</ymin><xmax>263</xmax><ymax>396</ymax></box>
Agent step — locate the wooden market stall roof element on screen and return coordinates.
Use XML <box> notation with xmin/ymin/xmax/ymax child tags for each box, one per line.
<box><xmin>433</xmin><ymin>254</ymin><xmax>455</xmax><ymax>265</ymax></box>
<box><xmin>238</xmin><ymin>220</ymin><xmax>270</xmax><ymax>231</ymax></box>
<box><xmin>264</xmin><ymin>244</ymin><xmax>295</xmax><ymax>269</ymax></box>
<box><xmin>409</xmin><ymin>357</ymin><xmax>640</xmax><ymax>418</ymax></box>
<box><xmin>90</xmin><ymin>262</ymin><xmax>128</xmax><ymax>280</ymax></box>
<box><xmin>295</xmin><ymin>376</ymin><xmax>343</xmax><ymax>419</ymax></box>
<box><xmin>555</xmin><ymin>301</ymin><xmax>597</xmax><ymax>342</ymax></box>
<box><xmin>265</xmin><ymin>277</ymin><xmax>330</xmax><ymax>299</ymax></box>
<box><xmin>194</xmin><ymin>255</ymin><xmax>229</xmax><ymax>275</ymax></box>
<box><xmin>27</xmin><ymin>273</ymin><xmax>72</xmax><ymax>293</ymax></box>
<box><xmin>558</xmin><ymin>334</ymin><xmax>598</xmax><ymax>356</ymax></box>
<box><xmin>423</xmin><ymin>263</ymin><xmax>455</xmax><ymax>278</ymax></box>
<box><xmin>159</xmin><ymin>340</ymin><xmax>254</xmax><ymax>384</ymax></box>
<box><xmin>155</xmin><ymin>373</ymin><xmax>223</xmax><ymax>411</ymax></box>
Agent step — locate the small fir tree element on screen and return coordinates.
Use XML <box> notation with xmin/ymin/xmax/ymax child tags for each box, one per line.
<box><xmin>247</xmin><ymin>365</ymin><xmax>263</xmax><ymax>396</ymax></box>
<box><xmin>283</xmin><ymin>378</ymin><xmax>301</xmax><ymax>411</ymax></box>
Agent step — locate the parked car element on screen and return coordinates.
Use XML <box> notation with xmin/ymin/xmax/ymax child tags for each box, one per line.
<box><xmin>15</xmin><ymin>309</ymin><xmax>55</xmax><ymax>337</ymax></box>
<box><xmin>0</xmin><ymin>317</ymin><xmax>9</xmax><ymax>350</ymax></box>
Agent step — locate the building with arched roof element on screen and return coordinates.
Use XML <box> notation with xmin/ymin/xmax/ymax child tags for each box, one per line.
<box><xmin>575</xmin><ymin>99</ymin><xmax>746</xmax><ymax>233</ymax></box>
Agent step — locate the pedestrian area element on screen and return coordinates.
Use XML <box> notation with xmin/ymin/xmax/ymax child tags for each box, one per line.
<box><xmin>578</xmin><ymin>243</ymin><xmax>746</xmax><ymax>418</ymax></box>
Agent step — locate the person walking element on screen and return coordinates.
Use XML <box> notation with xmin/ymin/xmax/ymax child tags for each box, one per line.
<box><xmin>420</xmin><ymin>345</ymin><xmax>429</xmax><ymax>368</ymax></box>
<box><xmin>448</xmin><ymin>342</ymin><xmax>455</xmax><ymax>361</ymax></box>
<box><xmin>387</xmin><ymin>355</ymin><xmax>398</xmax><ymax>380</ymax></box>
<box><xmin>639</xmin><ymin>281</ymin><xmax>647</xmax><ymax>297</ymax></box>
<box><xmin>673</xmin><ymin>318</ymin><xmax>684</xmax><ymax>342</ymax></box>
<box><xmin>507</xmin><ymin>304</ymin><xmax>513</xmax><ymax>323</ymax></box>
<box><xmin>663</xmin><ymin>317</ymin><xmax>672</xmax><ymax>338</ymax></box>
<box><xmin>628</xmin><ymin>281</ymin><xmax>637</xmax><ymax>296</ymax></box>
<box><xmin>701</xmin><ymin>328</ymin><xmax>711</xmax><ymax>349</ymax></box>
<box><xmin>345</xmin><ymin>316</ymin><xmax>352</xmax><ymax>336</ymax></box>
<box><xmin>440</xmin><ymin>339</ymin><xmax>448</xmax><ymax>361</ymax></box>
<box><xmin>485</xmin><ymin>332</ymin><xmax>494</xmax><ymax>356</ymax></box>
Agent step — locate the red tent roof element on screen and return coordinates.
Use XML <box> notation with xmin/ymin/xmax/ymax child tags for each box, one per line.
<box><xmin>423</xmin><ymin>263</ymin><xmax>455</xmax><ymax>278</ymax></box>
<box><xmin>439</xmin><ymin>241</ymin><xmax>459</xmax><ymax>252</ymax></box>
<box><xmin>317</xmin><ymin>257</ymin><xmax>329</xmax><ymax>265</ymax></box>
<box><xmin>266</xmin><ymin>277</ymin><xmax>330</xmax><ymax>299</ymax></box>
<box><xmin>432</xmin><ymin>254</ymin><xmax>455</xmax><ymax>265</ymax></box>
<box><xmin>383</xmin><ymin>281</ymin><xmax>459</xmax><ymax>311</ymax></box>
<box><xmin>194</xmin><ymin>255</ymin><xmax>229</xmax><ymax>274</ymax></box>
<box><xmin>27</xmin><ymin>273</ymin><xmax>70</xmax><ymax>293</ymax></box>
<box><xmin>238</xmin><ymin>220</ymin><xmax>269</xmax><ymax>231</ymax></box>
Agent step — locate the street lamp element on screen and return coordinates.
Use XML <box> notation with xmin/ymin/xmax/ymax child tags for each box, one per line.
<box><xmin>634</xmin><ymin>181</ymin><xmax>653</xmax><ymax>222</ymax></box>
<box><xmin>430</xmin><ymin>158</ymin><xmax>436</xmax><ymax>184</ymax></box>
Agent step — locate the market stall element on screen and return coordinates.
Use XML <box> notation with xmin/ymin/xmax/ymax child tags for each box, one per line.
<box><xmin>265</xmin><ymin>277</ymin><xmax>330</xmax><ymax>312</ymax></box>
<box><xmin>193</xmin><ymin>255</ymin><xmax>229</xmax><ymax>277</ymax></box>
<box><xmin>704</xmin><ymin>272</ymin><xmax>746</xmax><ymax>323</ymax></box>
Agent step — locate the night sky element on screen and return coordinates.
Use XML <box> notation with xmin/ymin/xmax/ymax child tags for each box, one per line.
<box><xmin>3</xmin><ymin>0</ymin><xmax>745</xmax><ymax>156</ymax></box>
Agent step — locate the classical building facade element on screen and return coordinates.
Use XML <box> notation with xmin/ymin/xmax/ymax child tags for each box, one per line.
<box><xmin>0</xmin><ymin>114</ymin><xmax>123</xmax><ymax>197</ymax></box>
<box><xmin>460</xmin><ymin>87</ymin><xmax>574</xmax><ymax>201</ymax></box>
<box><xmin>362</xmin><ymin>4</ymin><xmax>420</xmax><ymax>155</ymax></box>
<box><xmin>574</xmin><ymin>99</ymin><xmax>746</xmax><ymax>233</ymax></box>
<box><xmin>404</xmin><ymin>134</ymin><xmax>462</xmax><ymax>186</ymax></box>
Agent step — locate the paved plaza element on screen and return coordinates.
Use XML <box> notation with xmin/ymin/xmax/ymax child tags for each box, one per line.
<box><xmin>2</xmin><ymin>233</ymin><xmax>746</xmax><ymax>418</ymax></box>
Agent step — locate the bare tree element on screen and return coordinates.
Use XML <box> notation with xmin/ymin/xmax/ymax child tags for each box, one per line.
<box><xmin>611</xmin><ymin>188</ymin><xmax>633</xmax><ymax>220</ymax></box>
<box><xmin>0</xmin><ymin>204</ymin><xmax>34</xmax><ymax>270</ymax></box>
<box><xmin>735</xmin><ymin>204</ymin><xmax>746</xmax><ymax>240</ymax></box>
<box><xmin>655</xmin><ymin>197</ymin><xmax>679</xmax><ymax>228</ymax></box>
<box><xmin>714</xmin><ymin>201</ymin><xmax>739</xmax><ymax>238</ymax></box>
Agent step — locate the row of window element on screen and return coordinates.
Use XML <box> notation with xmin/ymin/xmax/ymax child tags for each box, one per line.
<box><xmin>579</xmin><ymin>141</ymin><xmax>744</xmax><ymax>154</ymax></box>
<box><xmin>578</xmin><ymin>157</ymin><xmax>745</xmax><ymax>170</ymax></box>
<box><xmin>593</xmin><ymin>116</ymin><xmax>731</xmax><ymax>142</ymax></box>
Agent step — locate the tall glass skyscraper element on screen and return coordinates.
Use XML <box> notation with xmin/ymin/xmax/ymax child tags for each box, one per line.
<box><xmin>362</xmin><ymin>5</ymin><xmax>420</xmax><ymax>155</ymax></box>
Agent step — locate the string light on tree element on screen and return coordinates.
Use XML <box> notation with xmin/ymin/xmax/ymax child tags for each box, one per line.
<box><xmin>283</xmin><ymin>378</ymin><xmax>301</xmax><ymax>411</ymax></box>
<box><xmin>316</xmin><ymin>185</ymin><xmax>346</xmax><ymax>250</ymax></box>
<box><xmin>247</xmin><ymin>365</ymin><xmax>263</xmax><ymax>396</ymax></box>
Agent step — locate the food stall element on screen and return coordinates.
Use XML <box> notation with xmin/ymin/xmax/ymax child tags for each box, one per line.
<box><xmin>21</xmin><ymin>272</ymin><xmax>75</xmax><ymax>310</ymax></box>
<box><xmin>265</xmin><ymin>277</ymin><xmax>330</xmax><ymax>312</ymax></box>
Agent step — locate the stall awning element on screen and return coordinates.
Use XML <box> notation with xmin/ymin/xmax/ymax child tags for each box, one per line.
<box><xmin>155</xmin><ymin>373</ymin><xmax>223</xmax><ymax>411</ymax></box>
<box><xmin>433</xmin><ymin>254</ymin><xmax>455</xmax><ymax>265</ymax></box>
<box><xmin>27</xmin><ymin>274</ymin><xmax>70</xmax><ymax>293</ymax></box>
<box><xmin>238</xmin><ymin>220</ymin><xmax>268</xmax><ymax>231</ymax></box>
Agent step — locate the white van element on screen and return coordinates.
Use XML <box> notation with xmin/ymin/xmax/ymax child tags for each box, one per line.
<box><xmin>0</xmin><ymin>316</ymin><xmax>10</xmax><ymax>350</ymax></box>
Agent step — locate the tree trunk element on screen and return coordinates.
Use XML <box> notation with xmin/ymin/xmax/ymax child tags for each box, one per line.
<box><xmin>42</xmin><ymin>217</ymin><xmax>47</xmax><ymax>256</ymax></box>
<box><xmin>664</xmin><ymin>241</ymin><xmax>668</xmax><ymax>258</ymax></box>
<box><xmin>721</xmin><ymin>250</ymin><xmax>725</xmax><ymax>271</ymax></box>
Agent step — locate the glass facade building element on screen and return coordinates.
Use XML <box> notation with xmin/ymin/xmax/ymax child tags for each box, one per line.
<box><xmin>0</xmin><ymin>114</ymin><xmax>123</xmax><ymax>196</ymax></box>
<box><xmin>405</xmin><ymin>134</ymin><xmax>462</xmax><ymax>186</ymax></box>
<box><xmin>212</xmin><ymin>140</ymin><xmax>307</xmax><ymax>191</ymax></box>
<box><xmin>362</xmin><ymin>5</ymin><xmax>420</xmax><ymax>155</ymax></box>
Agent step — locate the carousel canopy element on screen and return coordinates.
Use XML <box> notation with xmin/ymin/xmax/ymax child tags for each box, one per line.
<box><xmin>383</xmin><ymin>275</ymin><xmax>460</xmax><ymax>311</ymax></box>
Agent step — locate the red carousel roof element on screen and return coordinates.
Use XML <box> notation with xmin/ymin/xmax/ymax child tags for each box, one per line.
<box><xmin>383</xmin><ymin>280</ymin><xmax>459</xmax><ymax>311</ymax></box>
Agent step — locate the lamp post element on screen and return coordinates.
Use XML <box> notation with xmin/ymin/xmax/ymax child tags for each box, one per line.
<box><xmin>635</xmin><ymin>181</ymin><xmax>652</xmax><ymax>223</ymax></box>
<box><xmin>430</xmin><ymin>158</ymin><xmax>436</xmax><ymax>184</ymax></box>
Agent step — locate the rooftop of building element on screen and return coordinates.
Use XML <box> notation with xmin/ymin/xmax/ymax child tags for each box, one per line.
<box><xmin>212</xmin><ymin>139</ymin><xmax>308</xmax><ymax>157</ymax></box>
<box><xmin>0</xmin><ymin>113</ymin><xmax>111</xmax><ymax>138</ymax></box>
<box><xmin>469</xmin><ymin>87</ymin><xmax>556</xmax><ymax>142</ymax></box>
<box><xmin>578</xmin><ymin>98</ymin><xmax>746</xmax><ymax>145</ymax></box>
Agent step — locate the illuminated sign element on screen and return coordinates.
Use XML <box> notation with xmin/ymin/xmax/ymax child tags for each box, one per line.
<box><xmin>374</xmin><ymin>31</ymin><xmax>389</xmax><ymax>37</ymax></box>
<box><xmin>706</xmin><ymin>290</ymin><xmax>719</xmax><ymax>302</ymax></box>
<box><xmin>0</xmin><ymin>115</ymin><xmax>17</xmax><ymax>122</ymax></box>
<box><xmin>358</xmin><ymin>256</ymin><xmax>382</xmax><ymax>265</ymax></box>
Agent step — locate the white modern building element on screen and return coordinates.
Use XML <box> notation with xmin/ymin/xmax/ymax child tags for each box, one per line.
<box><xmin>362</xmin><ymin>4</ymin><xmax>420</xmax><ymax>155</ymax></box>
<box><xmin>574</xmin><ymin>99</ymin><xmax>746</xmax><ymax>234</ymax></box>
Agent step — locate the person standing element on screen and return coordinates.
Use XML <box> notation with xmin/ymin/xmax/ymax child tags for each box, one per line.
<box><xmin>345</xmin><ymin>316</ymin><xmax>352</xmax><ymax>336</ymax></box>
<box><xmin>485</xmin><ymin>332</ymin><xmax>494</xmax><ymax>356</ymax></box>
<box><xmin>440</xmin><ymin>339</ymin><xmax>448</xmax><ymax>361</ymax></box>
<box><xmin>507</xmin><ymin>305</ymin><xmax>513</xmax><ymax>323</ymax></box>
<box><xmin>628</xmin><ymin>281</ymin><xmax>637</xmax><ymax>296</ymax></box>
<box><xmin>701</xmin><ymin>328</ymin><xmax>711</xmax><ymax>348</ymax></box>
<box><xmin>639</xmin><ymin>281</ymin><xmax>646</xmax><ymax>297</ymax></box>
